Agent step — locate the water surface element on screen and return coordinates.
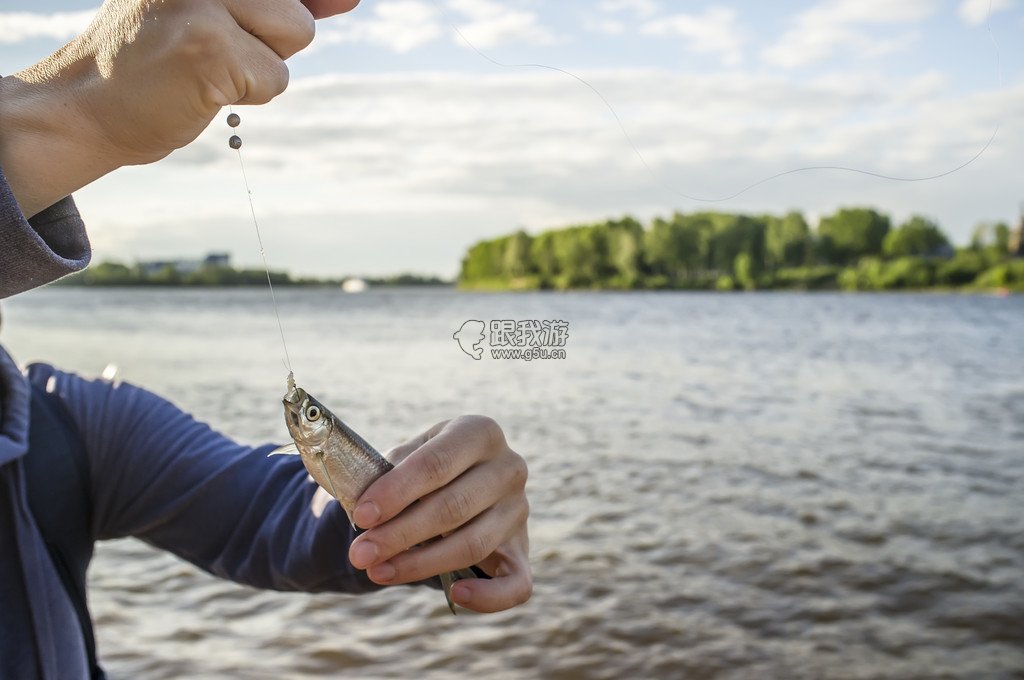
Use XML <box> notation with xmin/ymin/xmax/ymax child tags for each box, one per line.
<box><xmin>3</xmin><ymin>288</ymin><xmax>1023</xmax><ymax>679</ymax></box>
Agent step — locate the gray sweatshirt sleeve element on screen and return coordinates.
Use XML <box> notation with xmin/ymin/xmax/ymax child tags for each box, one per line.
<box><xmin>0</xmin><ymin>162</ymin><xmax>91</xmax><ymax>299</ymax></box>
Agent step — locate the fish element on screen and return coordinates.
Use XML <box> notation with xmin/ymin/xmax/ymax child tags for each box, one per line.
<box><xmin>271</xmin><ymin>373</ymin><xmax>479</xmax><ymax>614</ymax></box>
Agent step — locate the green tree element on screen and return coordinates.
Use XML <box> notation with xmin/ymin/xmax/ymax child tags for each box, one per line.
<box><xmin>146</xmin><ymin>265</ymin><xmax>181</xmax><ymax>286</ymax></box>
<box><xmin>503</xmin><ymin>230</ymin><xmax>533</xmax><ymax>279</ymax></box>
<box><xmin>936</xmin><ymin>250</ymin><xmax>987</xmax><ymax>286</ymax></box>
<box><xmin>817</xmin><ymin>208</ymin><xmax>891</xmax><ymax>265</ymax></box>
<box><xmin>838</xmin><ymin>257</ymin><xmax>885</xmax><ymax>291</ymax></box>
<box><xmin>551</xmin><ymin>225</ymin><xmax>607</xmax><ymax>288</ymax></box>
<box><xmin>186</xmin><ymin>266</ymin><xmax>237</xmax><ymax>286</ymax></box>
<box><xmin>734</xmin><ymin>253</ymin><xmax>756</xmax><ymax>290</ymax></box>
<box><xmin>456</xmin><ymin>207</ymin><xmax>1005</xmax><ymax>291</ymax></box>
<box><xmin>970</xmin><ymin>221</ymin><xmax>1011</xmax><ymax>252</ymax></box>
<box><xmin>969</xmin><ymin>221</ymin><xmax>1014</xmax><ymax>268</ymax></box>
<box><xmin>994</xmin><ymin>223</ymin><xmax>1011</xmax><ymax>253</ymax></box>
<box><xmin>81</xmin><ymin>261</ymin><xmax>137</xmax><ymax>285</ymax></box>
<box><xmin>688</xmin><ymin>212</ymin><xmax>766</xmax><ymax>279</ymax></box>
<box><xmin>882</xmin><ymin>216</ymin><xmax>951</xmax><ymax>258</ymax></box>
<box><xmin>973</xmin><ymin>260</ymin><xmax>1024</xmax><ymax>291</ymax></box>
<box><xmin>766</xmin><ymin>211</ymin><xmax>811</xmax><ymax>268</ymax></box>
<box><xmin>530</xmin><ymin>232</ymin><xmax>560</xmax><ymax>286</ymax></box>
<box><xmin>773</xmin><ymin>266</ymin><xmax>841</xmax><ymax>290</ymax></box>
<box><xmin>879</xmin><ymin>257</ymin><xmax>934</xmax><ymax>289</ymax></box>
<box><xmin>606</xmin><ymin>217</ymin><xmax>644</xmax><ymax>288</ymax></box>
<box><xmin>970</xmin><ymin>222</ymin><xmax>991</xmax><ymax>249</ymax></box>
<box><xmin>644</xmin><ymin>213</ymin><xmax>701</xmax><ymax>286</ymax></box>
<box><xmin>460</xmin><ymin>238</ymin><xmax>507</xmax><ymax>284</ymax></box>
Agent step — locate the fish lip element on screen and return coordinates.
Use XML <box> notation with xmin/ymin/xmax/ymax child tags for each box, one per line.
<box><xmin>284</xmin><ymin>387</ymin><xmax>307</xmax><ymax>432</ymax></box>
<box><xmin>283</xmin><ymin>387</ymin><xmax>305</xmax><ymax>409</ymax></box>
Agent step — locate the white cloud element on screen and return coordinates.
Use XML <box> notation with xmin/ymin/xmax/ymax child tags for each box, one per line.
<box><xmin>598</xmin><ymin>0</ymin><xmax>661</xmax><ymax>18</ymax></box>
<box><xmin>763</xmin><ymin>0</ymin><xmax>940</xmax><ymax>68</ymax></box>
<box><xmin>642</xmin><ymin>6</ymin><xmax>745</xmax><ymax>66</ymax></box>
<box><xmin>446</xmin><ymin>0</ymin><xmax>557</xmax><ymax>49</ymax></box>
<box><xmin>584</xmin><ymin>18</ymin><xmax>627</xmax><ymax>36</ymax></box>
<box><xmin>590</xmin><ymin>0</ymin><xmax>661</xmax><ymax>35</ymax></box>
<box><xmin>315</xmin><ymin>0</ymin><xmax>443</xmax><ymax>54</ymax></box>
<box><xmin>314</xmin><ymin>0</ymin><xmax>556</xmax><ymax>54</ymax></box>
<box><xmin>958</xmin><ymin>0</ymin><xmax>1017</xmax><ymax>25</ymax></box>
<box><xmin>0</xmin><ymin>9</ymin><xmax>96</xmax><ymax>45</ymax></box>
<box><xmin>73</xmin><ymin>66</ymin><xmax>1019</xmax><ymax>276</ymax></box>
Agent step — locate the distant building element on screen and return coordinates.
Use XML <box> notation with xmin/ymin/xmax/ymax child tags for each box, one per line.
<box><xmin>203</xmin><ymin>253</ymin><xmax>231</xmax><ymax>268</ymax></box>
<box><xmin>138</xmin><ymin>253</ymin><xmax>232</xmax><ymax>276</ymax></box>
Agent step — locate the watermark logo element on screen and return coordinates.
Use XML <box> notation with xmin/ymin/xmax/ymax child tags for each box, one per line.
<box><xmin>453</xmin><ymin>319</ymin><xmax>569</xmax><ymax>361</ymax></box>
<box><xmin>453</xmin><ymin>320</ymin><xmax>487</xmax><ymax>360</ymax></box>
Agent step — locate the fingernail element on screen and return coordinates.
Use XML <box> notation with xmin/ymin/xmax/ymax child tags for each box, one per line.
<box><xmin>370</xmin><ymin>562</ymin><xmax>396</xmax><ymax>583</ymax></box>
<box><xmin>349</xmin><ymin>540</ymin><xmax>378</xmax><ymax>569</ymax></box>
<box><xmin>354</xmin><ymin>502</ymin><xmax>380</xmax><ymax>528</ymax></box>
<box><xmin>452</xmin><ymin>584</ymin><xmax>471</xmax><ymax>605</ymax></box>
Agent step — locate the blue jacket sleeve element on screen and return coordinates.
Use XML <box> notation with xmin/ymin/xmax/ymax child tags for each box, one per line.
<box><xmin>28</xmin><ymin>364</ymin><xmax>382</xmax><ymax>595</ymax></box>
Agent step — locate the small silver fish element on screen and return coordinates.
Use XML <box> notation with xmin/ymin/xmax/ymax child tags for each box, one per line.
<box><xmin>272</xmin><ymin>373</ymin><xmax>476</xmax><ymax>614</ymax></box>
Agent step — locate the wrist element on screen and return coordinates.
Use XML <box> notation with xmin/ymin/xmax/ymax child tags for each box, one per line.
<box><xmin>0</xmin><ymin>71</ymin><xmax>120</xmax><ymax>218</ymax></box>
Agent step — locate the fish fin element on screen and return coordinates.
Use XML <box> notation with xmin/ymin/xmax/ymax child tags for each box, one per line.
<box><xmin>311</xmin><ymin>453</ymin><xmax>356</xmax><ymax>529</ymax></box>
<box><xmin>268</xmin><ymin>443</ymin><xmax>300</xmax><ymax>457</ymax></box>
<box><xmin>342</xmin><ymin>505</ymin><xmax>358</xmax><ymax>531</ymax></box>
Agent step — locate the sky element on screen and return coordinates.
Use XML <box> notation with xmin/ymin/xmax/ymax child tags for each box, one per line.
<box><xmin>1</xmin><ymin>0</ymin><xmax>1022</xmax><ymax>278</ymax></box>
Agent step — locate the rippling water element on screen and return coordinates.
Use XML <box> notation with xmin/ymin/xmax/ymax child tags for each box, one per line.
<box><xmin>3</xmin><ymin>288</ymin><xmax>1023</xmax><ymax>679</ymax></box>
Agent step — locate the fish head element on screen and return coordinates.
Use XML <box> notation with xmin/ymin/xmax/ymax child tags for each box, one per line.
<box><xmin>283</xmin><ymin>386</ymin><xmax>334</xmax><ymax>449</ymax></box>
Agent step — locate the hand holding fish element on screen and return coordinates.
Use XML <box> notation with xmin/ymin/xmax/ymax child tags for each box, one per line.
<box><xmin>279</xmin><ymin>382</ymin><xmax>532</xmax><ymax>614</ymax></box>
<box><xmin>0</xmin><ymin>0</ymin><xmax>360</xmax><ymax>217</ymax></box>
<box><xmin>348</xmin><ymin>416</ymin><xmax>532</xmax><ymax>613</ymax></box>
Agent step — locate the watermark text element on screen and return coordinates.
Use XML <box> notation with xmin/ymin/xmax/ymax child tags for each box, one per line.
<box><xmin>453</xmin><ymin>319</ymin><xmax>570</xmax><ymax>361</ymax></box>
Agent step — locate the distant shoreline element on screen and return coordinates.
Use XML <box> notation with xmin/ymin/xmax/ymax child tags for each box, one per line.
<box><xmin>55</xmin><ymin>263</ymin><xmax>452</xmax><ymax>289</ymax></box>
<box><xmin>44</xmin><ymin>283</ymin><xmax>1017</xmax><ymax>296</ymax></box>
<box><xmin>55</xmin><ymin>281</ymin><xmax>456</xmax><ymax>289</ymax></box>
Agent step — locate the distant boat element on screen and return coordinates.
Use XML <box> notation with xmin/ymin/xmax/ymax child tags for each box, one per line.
<box><xmin>341</xmin><ymin>278</ymin><xmax>369</xmax><ymax>294</ymax></box>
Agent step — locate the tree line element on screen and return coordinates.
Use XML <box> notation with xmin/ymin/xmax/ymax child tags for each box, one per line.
<box><xmin>55</xmin><ymin>262</ymin><xmax>449</xmax><ymax>288</ymax></box>
<box><xmin>458</xmin><ymin>208</ymin><xmax>1024</xmax><ymax>292</ymax></box>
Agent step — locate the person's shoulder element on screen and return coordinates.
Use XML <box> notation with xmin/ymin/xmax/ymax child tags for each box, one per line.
<box><xmin>24</xmin><ymin>362</ymin><xmax>60</xmax><ymax>390</ymax></box>
<box><xmin>22</xmin><ymin>363</ymin><xmax>187</xmax><ymax>444</ymax></box>
<box><xmin>23</xmin><ymin>362</ymin><xmax>129</xmax><ymax>409</ymax></box>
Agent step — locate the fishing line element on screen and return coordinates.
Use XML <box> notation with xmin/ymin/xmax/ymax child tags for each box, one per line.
<box><xmin>429</xmin><ymin>0</ymin><xmax>1004</xmax><ymax>202</ymax></box>
<box><xmin>227</xmin><ymin>105</ymin><xmax>294</xmax><ymax>375</ymax></box>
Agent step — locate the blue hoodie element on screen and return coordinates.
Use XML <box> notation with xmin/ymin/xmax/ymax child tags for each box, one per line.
<box><xmin>0</xmin><ymin>163</ymin><xmax>381</xmax><ymax>678</ymax></box>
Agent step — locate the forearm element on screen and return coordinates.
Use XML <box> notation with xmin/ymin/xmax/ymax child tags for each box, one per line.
<box><xmin>27</xmin><ymin>364</ymin><xmax>382</xmax><ymax>594</ymax></box>
<box><xmin>0</xmin><ymin>72</ymin><xmax>119</xmax><ymax>219</ymax></box>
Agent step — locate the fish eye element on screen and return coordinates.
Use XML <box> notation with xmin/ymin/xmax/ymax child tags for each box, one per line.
<box><xmin>305</xmin><ymin>405</ymin><xmax>322</xmax><ymax>422</ymax></box>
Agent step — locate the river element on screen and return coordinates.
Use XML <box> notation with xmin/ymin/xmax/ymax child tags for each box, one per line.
<box><xmin>2</xmin><ymin>287</ymin><xmax>1022</xmax><ymax>679</ymax></box>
